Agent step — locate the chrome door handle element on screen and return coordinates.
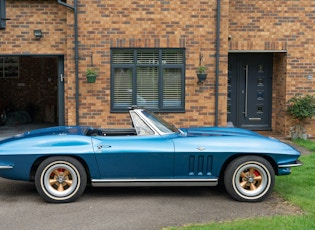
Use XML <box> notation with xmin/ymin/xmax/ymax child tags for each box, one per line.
<box><xmin>97</xmin><ymin>145</ymin><xmax>111</xmax><ymax>149</ymax></box>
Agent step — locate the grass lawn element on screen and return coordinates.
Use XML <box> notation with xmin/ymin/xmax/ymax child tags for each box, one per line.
<box><xmin>165</xmin><ymin>139</ymin><xmax>315</xmax><ymax>230</ymax></box>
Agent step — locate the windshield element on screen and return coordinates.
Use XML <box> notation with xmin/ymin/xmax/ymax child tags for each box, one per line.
<box><xmin>141</xmin><ymin>110</ymin><xmax>179</xmax><ymax>134</ymax></box>
<box><xmin>130</xmin><ymin>111</ymin><xmax>155</xmax><ymax>136</ymax></box>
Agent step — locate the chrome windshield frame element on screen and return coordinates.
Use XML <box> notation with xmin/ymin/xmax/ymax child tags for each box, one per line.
<box><xmin>131</xmin><ymin>108</ymin><xmax>180</xmax><ymax>136</ymax></box>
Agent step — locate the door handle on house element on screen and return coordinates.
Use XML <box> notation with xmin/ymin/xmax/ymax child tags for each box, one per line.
<box><xmin>243</xmin><ymin>65</ymin><xmax>248</xmax><ymax>118</ymax></box>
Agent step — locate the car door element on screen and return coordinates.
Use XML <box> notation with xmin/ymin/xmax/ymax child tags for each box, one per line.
<box><xmin>91</xmin><ymin>135</ymin><xmax>174</xmax><ymax>178</ymax></box>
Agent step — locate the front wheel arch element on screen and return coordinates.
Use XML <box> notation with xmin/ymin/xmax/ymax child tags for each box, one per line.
<box><xmin>223</xmin><ymin>155</ymin><xmax>275</xmax><ymax>202</ymax></box>
<box><xmin>30</xmin><ymin>156</ymin><xmax>91</xmax><ymax>183</ymax></box>
<box><xmin>218</xmin><ymin>154</ymin><xmax>278</xmax><ymax>184</ymax></box>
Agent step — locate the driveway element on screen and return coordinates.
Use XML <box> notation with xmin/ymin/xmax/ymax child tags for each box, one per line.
<box><xmin>0</xmin><ymin>178</ymin><xmax>301</xmax><ymax>230</ymax></box>
<box><xmin>0</xmin><ymin>124</ymin><xmax>303</xmax><ymax>230</ymax></box>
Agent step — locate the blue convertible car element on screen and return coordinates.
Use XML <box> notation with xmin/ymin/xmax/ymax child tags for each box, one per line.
<box><xmin>0</xmin><ymin>107</ymin><xmax>301</xmax><ymax>203</ymax></box>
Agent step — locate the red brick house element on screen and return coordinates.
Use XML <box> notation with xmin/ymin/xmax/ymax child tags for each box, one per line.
<box><xmin>0</xmin><ymin>0</ymin><xmax>314</xmax><ymax>137</ymax></box>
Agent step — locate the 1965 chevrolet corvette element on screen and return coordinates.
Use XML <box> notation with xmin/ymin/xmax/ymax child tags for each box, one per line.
<box><xmin>0</xmin><ymin>107</ymin><xmax>302</xmax><ymax>203</ymax></box>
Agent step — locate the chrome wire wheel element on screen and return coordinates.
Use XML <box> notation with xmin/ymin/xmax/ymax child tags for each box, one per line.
<box><xmin>35</xmin><ymin>157</ymin><xmax>87</xmax><ymax>203</ymax></box>
<box><xmin>224</xmin><ymin>156</ymin><xmax>275</xmax><ymax>202</ymax></box>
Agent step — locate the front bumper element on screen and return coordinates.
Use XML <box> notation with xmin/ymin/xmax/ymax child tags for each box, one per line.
<box><xmin>278</xmin><ymin>160</ymin><xmax>302</xmax><ymax>175</ymax></box>
<box><xmin>278</xmin><ymin>160</ymin><xmax>303</xmax><ymax>168</ymax></box>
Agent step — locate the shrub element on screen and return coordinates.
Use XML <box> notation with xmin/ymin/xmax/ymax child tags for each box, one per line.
<box><xmin>287</xmin><ymin>94</ymin><xmax>315</xmax><ymax>139</ymax></box>
<box><xmin>287</xmin><ymin>94</ymin><xmax>315</xmax><ymax>122</ymax></box>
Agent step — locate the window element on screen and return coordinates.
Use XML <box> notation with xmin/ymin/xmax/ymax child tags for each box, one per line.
<box><xmin>0</xmin><ymin>0</ymin><xmax>6</xmax><ymax>29</ymax></box>
<box><xmin>111</xmin><ymin>48</ymin><xmax>185</xmax><ymax>112</ymax></box>
<box><xmin>0</xmin><ymin>56</ymin><xmax>19</xmax><ymax>78</ymax></box>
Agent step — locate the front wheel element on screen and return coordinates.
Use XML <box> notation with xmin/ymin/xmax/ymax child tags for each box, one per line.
<box><xmin>35</xmin><ymin>157</ymin><xmax>87</xmax><ymax>203</ymax></box>
<box><xmin>224</xmin><ymin>156</ymin><xmax>275</xmax><ymax>202</ymax></box>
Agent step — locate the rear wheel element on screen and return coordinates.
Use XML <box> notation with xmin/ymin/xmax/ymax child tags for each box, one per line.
<box><xmin>35</xmin><ymin>157</ymin><xmax>87</xmax><ymax>203</ymax></box>
<box><xmin>224</xmin><ymin>156</ymin><xmax>274</xmax><ymax>202</ymax></box>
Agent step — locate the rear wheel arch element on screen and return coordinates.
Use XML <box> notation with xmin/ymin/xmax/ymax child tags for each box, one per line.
<box><xmin>30</xmin><ymin>155</ymin><xmax>91</xmax><ymax>183</ymax></box>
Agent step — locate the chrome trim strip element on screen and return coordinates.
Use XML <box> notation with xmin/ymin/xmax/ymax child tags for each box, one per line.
<box><xmin>91</xmin><ymin>178</ymin><xmax>218</xmax><ymax>187</ymax></box>
<box><xmin>0</xmin><ymin>166</ymin><xmax>13</xmax><ymax>169</ymax></box>
<box><xmin>278</xmin><ymin>160</ymin><xmax>302</xmax><ymax>168</ymax></box>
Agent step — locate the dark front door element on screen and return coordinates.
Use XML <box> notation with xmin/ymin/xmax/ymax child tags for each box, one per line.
<box><xmin>228</xmin><ymin>53</ymin><xmax>273</xmax><ymax>130</ymax></box>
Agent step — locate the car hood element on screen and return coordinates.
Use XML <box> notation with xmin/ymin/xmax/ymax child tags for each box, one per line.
<box><xmin>179</xmin><ymin>127</ymin><xmax>302</xmax><ymax>157</ymax></box>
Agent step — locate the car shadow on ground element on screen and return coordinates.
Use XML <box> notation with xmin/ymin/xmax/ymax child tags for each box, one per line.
<box><xmin>0</xmin><ymin>177</ymin><xmax>230</xmax><ymax>201</ymax></box>
<box><xmin>84</xmin><ymin>185</ymin><xmax>230</xmax><ymax>199</ymax></box>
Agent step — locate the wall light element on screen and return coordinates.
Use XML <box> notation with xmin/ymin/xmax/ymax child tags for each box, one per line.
<box><xmin>34</xmin><ymin>30</ymin><xmax>42</xmax><ymax>39</ymax></box>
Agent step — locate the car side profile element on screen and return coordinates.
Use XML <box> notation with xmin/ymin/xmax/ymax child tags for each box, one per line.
<box><xmin>0</xmin><ymin>107</ymin><xmax>302</xmax><ymax>203</ymax></box>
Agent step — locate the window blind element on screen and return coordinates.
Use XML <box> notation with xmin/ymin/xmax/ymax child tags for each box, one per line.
<box><xmin>137</xmin><ymin>67</ymin><xmax>159</xmax><ymax>108</ymax></box>
<box><xmin>162</xmin><ymin>68</ymin><xmax>182</xmax><ymax>107</ymax></box>
<box><xmin>113</xmin><ymin>68</ymin><xmax>132</xmax><ymax>107</ymax></box>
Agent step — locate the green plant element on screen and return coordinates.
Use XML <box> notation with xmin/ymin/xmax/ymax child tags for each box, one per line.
<box><xmin>287</xmin><ymin>94</ymin><xmax>315</xmax><ymax>122</ymax></box>
<box><xmin>197</xmin><ymin>66</ymin><xmax>207</xmax><ymax>74</ymax></box>
<box><xmin>86</xmin><ymin>68</ymin><xmax>98</xmax><ymax>76</ymax></box>
<box><xmin>287</xmin><ymin>94</ymin><xmax>315</xmax><ymax>139</ymax></box>
<box><xmin>85</xmin><ymin>68</ymin><xmax>98</xmax><ymax>83</ymax></box>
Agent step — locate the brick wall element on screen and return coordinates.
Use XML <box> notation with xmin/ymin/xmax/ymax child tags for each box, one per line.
<box><xmin>0</xmin><ymin>0</ymin><xmax>67</xmax><ymax>54</ymax></box>
<box><xmin>272</xmin><ymin>53</ymin><xmax>287</xmax><ymax>134</ymax></box>
<box><xmin>74</xmin><ymin>0</ymin><xmax>229</xmax><ymax>128</ymax></box>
